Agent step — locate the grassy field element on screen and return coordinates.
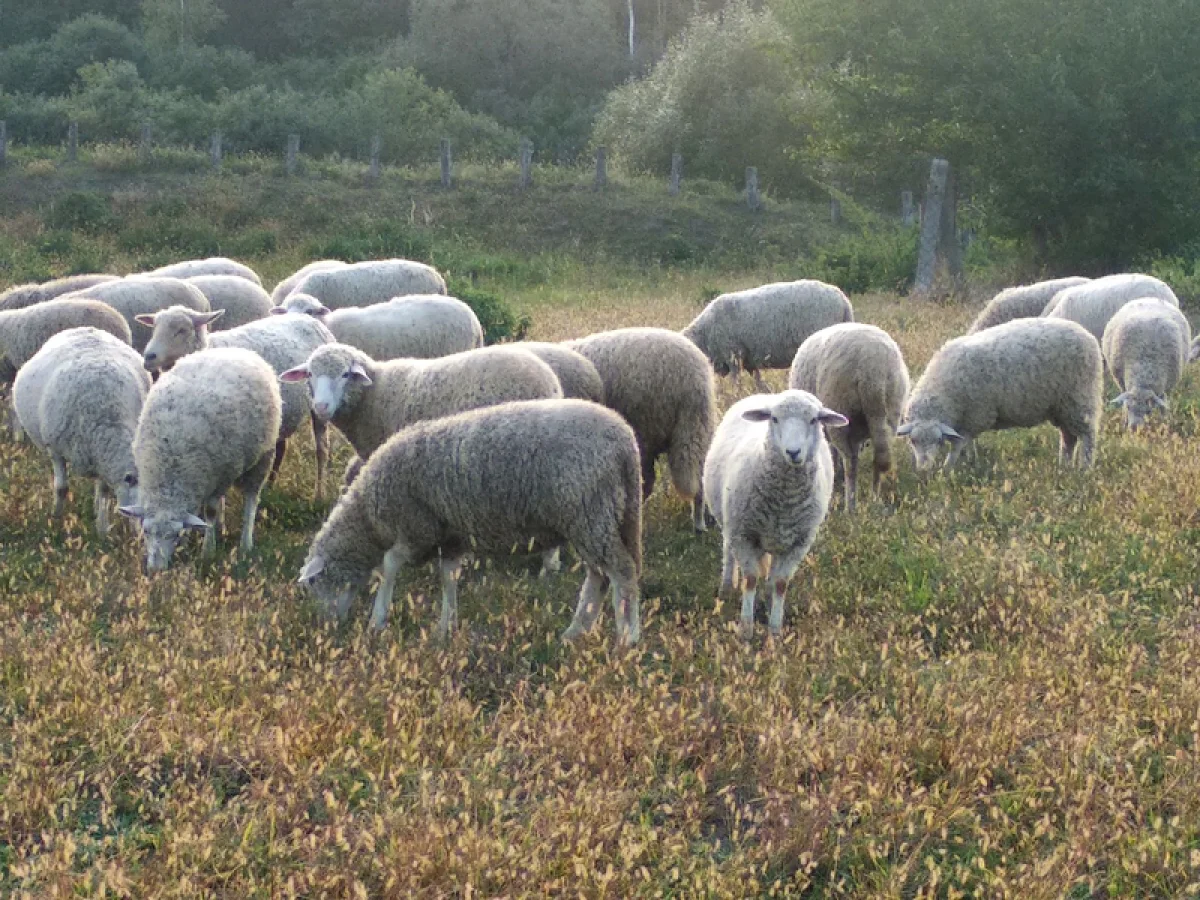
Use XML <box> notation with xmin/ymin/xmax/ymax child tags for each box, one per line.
<box><xmin>4</xmin><ymin>169</ymin><xmax>1200</xmax><ymax>896</ymax></box>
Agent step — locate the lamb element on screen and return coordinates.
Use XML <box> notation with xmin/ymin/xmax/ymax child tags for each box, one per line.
<box><xmin>289</xmin><ymin>259</ymin><xmax>448</xmax><ymax>310</ymax></box>
<box><xmin>1041</xmin><ymin>273</ymin><xmax>1179</xmax><ymax>341</ymax></box>
<box><xmin>681</xmin><ymin>280</ymin><xmax>853</xmax><ymax>388</ymax></box>
<box><xmin>565</xmin><ymin>328</ymin><xmax>716</xmax><ymax>532</ymax></box>
<box><xmin>119</xmin><ymin>347</ymin><xmax>282</xmax><ymax>571</ymax></box>
<box><xmin>186</xmin><ymin>275</ymin><xmax>274</xmax><ymax>330</ymax></box>
<box><xmin>1101</xmin><ymin>298</ymin><xmax>1192</xmax><ymax>429</ymax></box>
<box><xmin>149</xmin><ymin>257</ymin><xmax>262</xmax><ymax>286</ymax></box>
<box><xmin>0</xmin><ymin>274</ymin><xmax>120</xmax><ymax>313</ymax></box>
<box><xmin>788</xmin><ymin>323</ymin><xmax>910</xmax><ymax>512</ymax></box>
<box><xmin>270</xmin><ymin>260</ymin><xmax>348</xmax><ymax>305</ymax></box>
<box><xmin>967</xmin><ymin>276</ymin><xmax>1090</xmax><ymax>333</ymax></box>
<box><xmin>272</xmin><ymin>293</ymin><xmax>483</xmax><ymax>360</ymax></box>
<box><xmin>12</xmin><ymin>327</ymin><xmax>150</xmax><ymax>535</ymax></box>
<box><xmin>64</xmin><ymin>277</ymin><xmax>211</xmax><ymax>352</ymax></box>
<box><xmin>702</xmin><ymin>390</ymin><xmax>847</xmax><ymax>639</ymax></box>
<box><xmin>898</xmin><ymin>318</ymin><xmax>1103</xmax><ymax>470</ymax></box>
<box><xmin>516</xmin><ymin>342</ymin><xmax>605</xmax><ymax>403</ymax></box>
<box><xmin>138</xmin><ymin>306</ymin><xmax>335</xmax><ymax>497</ymax></box>
<box><xmin>298</xmin><ymin>399</ymin><xmax>643</xmax><ymax>645</ymax></box>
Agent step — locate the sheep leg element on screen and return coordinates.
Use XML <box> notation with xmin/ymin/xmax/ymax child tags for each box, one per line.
<box><xmin>539</xmin><ymin>546</ymin><xmax>561</xmax><ymax>577</ymax></box>
<box><xmin>312</xmin><ymin>414</ymin><xmax>329</xmax><ymax>502</ymax></box>
<box><xmin>692</xmin><ymin>493</ymin><xmax>707</xmax><ymax>534</ymax></box>
<box><xmin>1075</xmin><ymin>430</ymin><xmax>1096</xmax><ymax>469</ymax></box>
<box><xmin>563</xmin><ymin>565</ymin><xmax>607</xmax><ymax>641</ymax></box>
<box><xmin>369</xmin><ymin>547</ymin><xmax>404</xmax><ymax>631</ymax></box>
<box><xmin>50</xmin><ymin>454</ymin><xmax>68</xmax><ymax>518</ymax></box>
<box><xmin>641</xmin><ymin>452</ymin><xmax>657</xmax><ymax>499</ymax></box>
<box><xmin>610</xmin><ymin>571</ymin><xmax>641</xmax><ymax>647</ymax></box>
<box><xmin>267</xmin><ymin>438</ymin><xmax>287</xmax><ymax>484</ymax></box>
<box><xmin>237</xmin><ymin>451</ymin><xmax>275</xmax><ymax>555</ymax></box>
<box><xmin>94</xmin><ymin>481</ymin><xmax>111</xmax><ymax>536</ymax></box>
<box><xmin>1059</xmin><ymin>430</ymin><xmax>1078</xmax><ymax>466</ymax></box>
<box><xmin>752</xmin><ymin>369</ymin><xmax>769</xmax><ymax>393</ymax></box>
<box><xmin>943</xmin><ymin>437</ymin><xmax>971</xmax><ymax>470</ymax></box>
<box><xmin>718</xmin><ymin>535</ymin><xmax>740</xmax><ymax>602</ymax></box>
<box><xmin>436</xmin><ymin>555</ymin><xmax>463</xmax><ymax>641</ymax></box>
<box><xmin>201</xmin><ymin>499</ymin><xmax>220</xmax><ymax>557</ymax></box>
<box><xmin>766</xmin><ymin>544</ymin><xmax>814</xmax><ymax>636</ymax></box>
<box><xmin>844</xmin><ymin>445</ymin><xmax>859</xmax><ymax>514</ymax></box>
<box><xmin>733</xmin><ymin>539</ymin><xmax>765</xmax><ymax>640</ymax></box>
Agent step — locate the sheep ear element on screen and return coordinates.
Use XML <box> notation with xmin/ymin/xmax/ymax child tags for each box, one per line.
<box><xmin>279</xmin><ymin>366</ymin><xmax>312</xmax><ymax>383</ymax></box>
<box><xmin>134</xmin><ymin>314</ymin><xmax>157</xmax><ymax>328</ymax></box>
<box><xmin>741</xmin><ymin>408</ymin><xmax>772</xmax><ymax>422</ymax></box>
<box><xmin>817</xmin><ymin>408</ymin><xmax>849</xmax><ymax>428</ymax></box>
<box><xmin>270</xmin><ymin>306</ymin><xmax>289</xmax><ymax>315</ymax></box>
<box><xmin>299</xmin><ymin>556</ymin><xmax>325</xmax><ymax>584</ymax></box>
<box><xmin>939</xmin><ymin>423</ymin><xmax>965</xmax><ymax>444</ymax></box>
<box><xmin>1109</xmin><ymin>392</ymin><xmax>1129</xmax><ymax>407</ymax></box>
<box><xmin>348</xmin><ymin>363</ymin><xmax>372</xmax><ymax>385</ymax></box>
<box><xmin>191</xmin><ymin>309</ymin><xmax>224</xmax><ymax>330</ymax></box>
<box><xmin>896</xmin><ymin>422</ymin><xmax>915</xmax><ymax>436</ymax></box>
<box><xmin>118</xmin><ymin>505</ymin><xmax>145</xmax><ymax>520</ymax></box>
<box><xmin>182</xmin><ymin>513</ymin><xmax>209</xmax><ymax>531</ymax></box>
<box><xmin>311</xmin><ymin>304</ymin><xmax>331</xmax><ymax>317</ymax></box>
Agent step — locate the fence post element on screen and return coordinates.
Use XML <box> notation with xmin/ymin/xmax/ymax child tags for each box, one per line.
<box><xmin>210</xmin><ymin>131</ymin><xmax>223</xmax><ymax>172</ymax></box>
<box><xmin>668</xmin><ymin>152</ymin><xmax>682</xmax><ymax>196</ymax></box>
<box><xmin>939</xmin><ymin>164</ymin><xmax>963</xmax><ymax>286</ymax></box>
<box><xmin>518</xmin><ymin>138</ymin><xmax>533</xmax><ymax>189</ymax></box>
<box><xmin>286</xmin><ymin>134</ymin><xmax>300</xmax><ymax>176</ymax></box>
<box><xmin>67</xmin><ymin>121</ymin><xmax>78</xmax><ymax>162</ymax></box>
<box><xmin>139</xmin><ymin>123</ymin><xmax>152</xmax><ymax>163</ymax></box>
<box><xmin>594</xmin><ymin>146</ymin><xmax>608</xmax><ymax>189</ymax></box>
<box><xmin>368</xmin><ymin>135</ymin><xmax>381</xmax><ymax>183</ymax></box>
<box><xmin>830</xmin><ymin>192</ymin><xmax>842</xmax><ymax>225</ymax></box>
<box><xmin>914</xmin><ymin>158</ymin><xmax>950</xmax><ymax>295</ymax></box>
<box><xmin>440</xmin><ymin>138</ymin><xmax>452</xmax><ymax>188</ymax></box>
<box><xmin>745</xmin><ymin>167</ymin><xmax>760</xmax><ymax>210</ymax></box>
<box><xmin>0</xmin><ymin>121</ymin><xmax>6</xmax><ymax>169</ymax></box>
<box><xmin>901</xmin><ymin>190</ymin><xmax>916</xmax><ymax>226</ymax></box>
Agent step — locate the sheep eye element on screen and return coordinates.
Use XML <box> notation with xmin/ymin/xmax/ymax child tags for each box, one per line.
<box><xmin>342</xmin><ymin>371</ymin><xmax>352</xmax><ymax>379</ymax></box>
<box><xmin>770</xmin><ymin>416</ymin><xmax>778</xmax><ymax>424</ymax></box>
<box><xmin>123</xmin><ymin>474</ymin><xmax>138</xmax><ymax>486</ymax></box>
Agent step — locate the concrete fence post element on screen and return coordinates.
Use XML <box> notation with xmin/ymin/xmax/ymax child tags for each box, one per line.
<box><xmin>594</xmin><ymin>146</ymin><xmax>607</xmax><ymax>189</ymax></box>
<box><xmin>286</xmin><ymin>134</ymin><xmax>300</xmax><ymax>175</ymax></box>
<box><xmin>440</xmin><ymin>138</ymin><xmax>452</xmax><ymax>188</ymax></box>
<box><xmin>745</xmin><ymin>167</ymin><xmax>760</xmax><ymax>210</ymax></box>
<box><xmin>518</xmin><ymin>138</ymin><xmax>533</xmax><ymax>189</ymax></box>
<box><xmin>139</xmin><ymin>123</ymin><xmax>152</xmax><ymax>163</ymax></box>
<box><xmin>914</xmin><ymin>158</ymin><xmax>951</xmax><ymax>295</ymax></box>
<box><xmin>0</xmin><ymin>121</ymin><xmax>7</xmax><ymax>169</ymax></box>
<box><xmin>210</xmin><ymin>131</ymin><xmax>223</xmax><ymax>172</ymax></box>
<box><xmin>368</xmin><ymin>135</ymin><xmax>382</xmax><ymax>183</ymax></box>
<box><xmin>67</xmin><ymin>121</ymin><xmax>78</xmax><ymax>162</ymax></box>
<box><xmin>830</xmin><ymin>193</ymin><xmax>842</xmax><ymax>225</ymax></box>
<box><xmin>668</xmin><ymin>152</ymin><xmax>682</xmax><ymax>196</ymax></box>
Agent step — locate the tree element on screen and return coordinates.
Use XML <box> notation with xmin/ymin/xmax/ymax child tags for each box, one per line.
<box><xmin>141</xmin><ymin>0</ymin><xmax>226</xmax><ymax>47</ymax></box>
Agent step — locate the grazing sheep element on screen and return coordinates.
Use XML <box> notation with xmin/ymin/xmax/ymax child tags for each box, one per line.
<box><xmin>272</xmin><ymin>293</ymin><xmax>483</xmax><ymax>360</ymax></box>
<box><xmin>290</xmin><ymin>259</ymin><xmax>447</xmax><ymax>310</ymax></box>
<box><xmin>702</xmin><ymin>390</ymin><xmax>846</xmax><ymax>639</ymax></box>
<box><xmin>1042</xmin><ymin>273</ymin><xmax>1179</xmax><ymax>341</ymax></box>
<box><xmin>1102</xmin><ymin>298</ymin><xmax>1192</xmax><ymax>429</ymax></box>
<box><xmin>788</xmin><ymin>323</ymin><xmax>910</xmax><ymax>512</ymax></box>
<box><xmin>967</xmin><ymin>276</ymin><xmax>1090</xmax><ymax>334</ymax></box>
<box><xmin>898</xmin><ymin>318</ymin><xmax>1103</xmax><ymax>470</ymax></box>
<box><xmin>120</xmin><ymin>348</ymin><xmax>282</xmax><ymax>571</ymax></box>
<box><xmin>0</xmin><ymin>274</ymin><xmax>120</xmax><ymax>313</ymax></box>
<box><xmin>138</xmin><ymin>306</ymin><xmax>335</xmax><ymax>497</ymax></box>
<box><xmin>682</xmin><ymin>280</ymin><xmax>853</xmax><ymax>388</ymax></box>
<box><xmin>0</xmin><ymin>297</ymin><xmax>132</xmax><ymax>371</ymax></box>
<box><xmin>298</xmin><ymin>399</ymin><xmax>643</xmax><ymax>645</ymax></box>
<box><xmin>65</xmin><ymin>277</ymin><xmax>211</xmax><ymax>352</ymax></box>
<box><xmin>565</xmin><ymin>328</ymin><xmax>716</xmax><ymax>532</ymax></box>
<box><xmin>13</xmin><ymin>327</ymin><xmax>150</xmax><ymax>534</ymax></box>
<box><xmin>279</xmin><ymin>343</ymin><xmax>563</xmax><ymax>465</ymax></box>
<box><xmin>270</xmin><ymin>260</ymin><xmax>348</xmax><ymax>305</ymax></box>
<box><xmin>186</xmin><ymin>275</ymin><xmax>274</xmax><ymax>330</ymax></box>
<box><xmin>515</xmin><ymin>342</ymin><xmax>605</xmax><ymax>403</ymax></box>
<box><xmin>150</xmin><ymin>257</ymin><xmax>262</xmax><ymax>286</ymax></box>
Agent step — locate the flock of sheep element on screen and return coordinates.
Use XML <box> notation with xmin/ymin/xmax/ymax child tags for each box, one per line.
<box><xmin>1</xmin><ymin>258</ymin><xmax>1192</xmax><ymax>645</ymax></box>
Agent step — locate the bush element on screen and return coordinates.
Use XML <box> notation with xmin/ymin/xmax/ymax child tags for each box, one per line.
<box><xmin>68</xmin><ymin>60</ymin><xmax>147</xmax><ymax>142</ymax></box>
<box><xmin>805</xmin><ymin>226</ymin><xmax>920</xmax><ymax>295</ymax></box>
<box><xmin>304</xmin><ymin>219</ymin><xmax>434</xmax><ymax>264</ymax></box>
<box><xmin>44</xmin><ymin>191</ymin><xmax>114</xmax><ymax>233</ymax></box>
<box><xmin>1144</xmin><ymin>254</ymin><xmax>1200</xmax><ymax>307</ymax></box>
<box><xmin>448</xmin><ymin>283</ymin><xmax>531</xmax><ymax>344</ymax></box>
<box><xmin>0</xmin><ymin>15</ymin><xmax>146</xmax><ymax>97</ymax></box>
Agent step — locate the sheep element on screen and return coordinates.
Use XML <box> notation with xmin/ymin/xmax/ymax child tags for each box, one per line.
<box><xmin>137</xmin><ymin>306</ymin><xmax>335</xmax><ymax>498</ymax></box>
<box><xmin>186</xmin><ymin>275</ymin><xmax>274</xmax><ymax>330</ymax></box>
<box><xmin>967</xmin><ymin>277</ymin><xmax>1090</xmax><ymax>334</ymax></box>
<box><xmin>13</xmin><ymin>327</ymin><xmax>150</xmax><ymax>535</ymax></box>
<box><xmin>0</xmin><ymin>297</ymin><xmax>132</xmax><ymax>372</ymax></box>
<box><xmin>270</xmin><ymin>260</ymin><xmax>348</xmax><ymax>305</ymax></box>
<box><xmin>298</xmin><ymin>399</ymin><xmax>643</xmax><ymax>645</ymax></box>
<box><xmin>516</xmin><ymin>342</ymin><xmax>605</xmax><ymax>404</ymax></box>
<box><xmin>149</xmin><ymin>257</ymin><xmax>262</xmax><ymax>286</ymax></box>
<box><xmin>898</xmin><ymin>318</ymin><xmax>1103</xmax><ymax>470</ymax></box>
<box><xmin>271</xmin><ymin>293</ymin><xmax>484</xmax><ymax>360</ymax></box>
<box><xmin>1101</xmin><ymin>298</ymin><xmax>1193</xmax><ymax>429</ymax></box>
<box><xmin>1041</xmin><ymin>273</ymin><xmax>1179</xmax><ymax>341</ymax></box>
<box><xmin>119</xmin><ymin>347</ymin><xmax>282</xmax><ymax>571</ymax></box>
<box><xmin>0</xmin><ymin>274</ymin><xmax>120</xmax><ymax>313</ymax></box>
<box><xmin>702</xmin><ymin>390</ymin><xmax>847</xmax><ymax>639</ymax></box>
<box><xmin>788</xmin><ymin>323</ymin><xmax>910</xmax><ymax>512</ymax></box>
<box><xmin>64</xmin><ymin>277</ymin><xmax>211</xmax><ymax>352</ymax></box>
<box><xmin>681</xmin><ymin>280</ymin><xmax>853</xmax><ymax>389</ymax></box>
<box><xmin>565</xmin><ymin>328</ymin><xmax>716</xmax><ymax>533</ymax></box>
<box><xmin>289</xmin><ymin>259</ymin><xmax>447</xmax><ymax>310</ymax></box>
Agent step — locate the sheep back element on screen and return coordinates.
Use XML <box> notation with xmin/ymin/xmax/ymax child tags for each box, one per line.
<box><xmin>187</xmin><ymin>275</ymin><xmax>274</xmax><ymax>330</ymax></box>
<box><xmin>0</xmin><ymin>274</ymin><xmax>120</xmax><ymax>313</ymax></box>
<box><xmin>516</xmin><ymin>342</ymin><xmax>605</xmax><ymax>403</ymax></box>
<box><xmin>70</xmin><ymin>277</ymin><xmax>211</xmax><ymax>352</ymax></box>
<box><xmin>0</xmin><ymin>298</ymin><xmax>132</xmax><ymax>370</ymax></box>
<box><xmin>270</xmin><ymin>260</ymin><xmax>348</xmax><ymax>305</ymax></box>
<box><xmin>150</xmin><ymin>257</ymin><xmax>262</xmax><ymax>286</ymax></box>
<box><xmin>1043</xmin><ymin>273</ymin><xmax>1179</xmax><ymax>341</ymax></box>
<box><xmin>968</xmin><ymin>276</ymin><xmax>1090</xmax><ymax>333</ymax></box>
<box><xmin>322</xmin><ymin>295</ymin><xmax>483</xmax><ymax>360</ymax></box>
<box><xmin>292</xmin><ymin>259</ymin><xmax>447</xmax><ymax>310</ymax></box>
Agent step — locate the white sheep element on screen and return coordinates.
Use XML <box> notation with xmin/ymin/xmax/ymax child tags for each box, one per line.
<box><xmin>12</xmin><ymin>327</ymin><xmax>150</xmax><ymax>534</ymax></box>
<box><xmin>702</xmin><ymin>390</ymin><xmax>847</xmax><ymax>639</ymax></box>
<box><xmin>137</xmin><ymin>306</ymin><xmax>335</xmax><ymax>498</ymax></box>
<box><xmin>682</xmin><ymin>280</ymin><xmax>853</xmax><ymax>388</ymax></box>
<box><xmin>899</xmin><ymin>318</ymin><xmax>1103</xmax><ymax>470</ymax></box>
<box><xmin>270</xmin><ymin>260</ymin><xmax>348</xmax><ymax>305</ymax></box>
<box><xmin>516</xmin><ymin>342</ymin><xmax>605</xmax><ymax>404</ymax></box>
<box><xmin>299</xmin><ymin>399</ymin><xmax>643</xmax><ymax>644</ymax></box>
<box><xmin>967</xmin><ymin>277</ymin><xmax>1090</xmax><ymax>333</ymax></box>
<box><xmin>271</xmin><ymin>293</ymin><xmax>483</xmax><ymax>360</ymax></box>
<box><xmin>565</xmin><ymin>328</ymin><xmax>716</xmax><ymax>533</ymax></box>
<box><xmin>149</xmin><ymin>257</ymin><xmax>262</xmax><ymax>286</ymax></box>
<box><xmin>0</xmin><ymin>274</ymin><xmax>120</xmax><ymax>312</ymax></box>
<box><xmin>1041</xmin><ymin>273</ymin><xmax>1179</xmax><ymax>341</ymax></box>
<box><xmin>788</xmin><ymin>323</ymin><xmax>910</xmax><ymax>512</ymax></box>
<box><xmin>64</xmin><ymin>277</ymin><xmax>211</xmax><ymax>352</ymax></box>
<box><xmin>1102</xmin><ymin>298</ymin><xmax>1193</xmax><ymax>429</ymax></box>
<box><xmin>120</xmin><ymin>347</ymin><xmax>282</xmax><ymax>571</ymax></box>
<box><xmin>289</xmin><ymin>259</ymin><xmax>447</xmax><ymax>310</ymax></box>
<box><xmin>186</xmin><ymin>275</ymin><xmax>274</xmax><ymax>330</ymax></box>
<box><xmin>0</xmin><ymin>297</ymin><xmax>132</xmax><ymax>372</ymax></box>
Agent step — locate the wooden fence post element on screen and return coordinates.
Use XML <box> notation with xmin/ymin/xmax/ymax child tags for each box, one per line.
<box><xmin>914</xmin><ymin>158</ymin><xmax>950</xmax><ymax>295</ymax></box>
<box><xmin>210</xmin><ymin>131</ymin><xmax>223</xmax><ymax>172</ymax></box>
<box><xmin>668</xmin><ymin>152</ymin><xmax>682</xmax><ymax>196</ymax></box>
<box><xmin>139</xmin><ymin>123</ymin><xmax>152</xmax><ymax>163</ymax></box>
<box><xmin>286</xmin><ymin>134</ymin><xmax>300</xmax><ymax>175</ymax></box>
<box><xmin>368</xmin><ymin>135</ymin><xmax>381</xmax><ymax>183</ymax></box>
<box><xmin>594</xmin><ymin>146</ymin><xmax>607</xmax><ymax>189</ymax></box>
<box><xmin>745</xmin><ymin>167</ymin><xmax>760</xmax><ymax>210</ymax></box>
<box><xmin>901</xmin><ymin>190</ymin><xmax>916</xmax><ymax>226</ymax></box>
<box><xmin>518</xmin><ymin>138</ymin><xmax>533</xmax><ymax>189</ymax></box>
<box><xmin>0</xmin><ymin>121</ymin><xmax>7</xmax><ymax>169</ymax></box>
<box><xmin>440</xmin><ymin>138</ymin><xmax>452</xmax><ymax>188</ymax></box>
<box><xmin>67</xmin><ymin>121</ymin><xmax>78</xmax><ymax>162</ymax></box>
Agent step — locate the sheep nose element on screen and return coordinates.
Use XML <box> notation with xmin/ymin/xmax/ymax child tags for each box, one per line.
<box><xmin>143</xmin><ymin>353</ymin><xmax>157</xmax><ymax>370</ymax></box>
<box><xmin>787</xmin><ymin>449</ymin><xmax>802</xmax><ymax>463</ymax></box>
<box><xmin>313</xmin><ymin>401</ymin><xmax>330</xmax><ymax>417</ymax></box>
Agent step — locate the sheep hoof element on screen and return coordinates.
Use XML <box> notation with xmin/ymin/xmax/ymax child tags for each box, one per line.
<box><xmin>718</xmin><ymin>583</ymin><xmax>737</xmax><ymax>603</ymax></box>
<box><xmin>738</xmin><ymin>620</ymin><xmax>755</xmax><ymax>641</ymax></box>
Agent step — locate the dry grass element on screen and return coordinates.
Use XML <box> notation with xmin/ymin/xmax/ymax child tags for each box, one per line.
<box><xmin>4</xmin><ymin>273</ymin><xmax>1200</xmax><ymax>897</ymax></box>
